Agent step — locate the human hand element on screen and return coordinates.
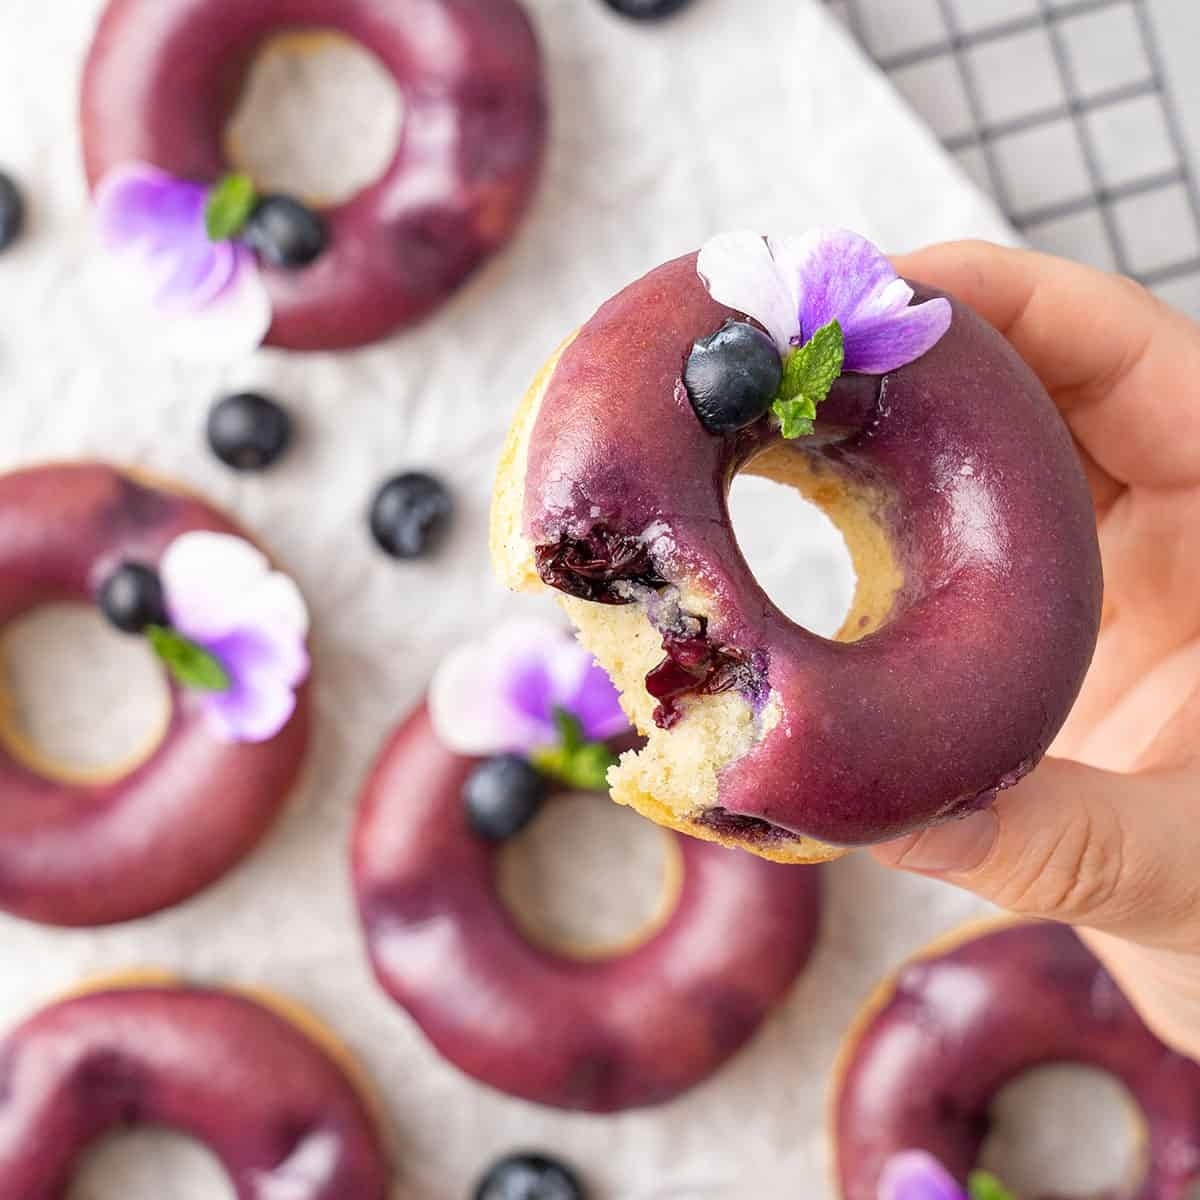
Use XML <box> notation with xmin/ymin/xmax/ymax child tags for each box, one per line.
<box><xmin>874</xmin><ymin>240</ymin><xmax>1200</xmax><ymax>1057</ymax></box>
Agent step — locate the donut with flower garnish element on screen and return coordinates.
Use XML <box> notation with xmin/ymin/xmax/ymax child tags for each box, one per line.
<box><xmin>0</xmin><ymin>975</ymin><xmax>389</xmax><ymax>1198</ymax></box>
<box><xmin>80</xmin><ymin>0</ymin><xmax>546</xmax><ymax>354</ymax></box>
<box><xmin>352</xmin><ymin>619</ymin><xmax>821</xmax><ymax>1112</ymax></box>
<box><xmin>834</xmin><ymin>921</ymin><xmax>1200</xmax><ymax>1200</ymax></box>
<box><xmin>490</xmin><ymin>229</ymin><xmax>1102</xmax><ymax>863</ymax></box>
<box><xmin>0</xmin><ymin>463</ymin><xmax>310</xmax><ymax>926</ymax></box>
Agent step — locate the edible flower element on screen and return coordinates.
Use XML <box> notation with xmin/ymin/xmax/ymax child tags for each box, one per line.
<box><xmin>430</xmin><ymin>619</ymin><xmax>629</xmax><ymax>790</ymax></box>
<box><xmin>94</xmin><ymin>163</ymin><xmax>271</xmax><ymax>357</ymax></box>
<box><xmin>696</xmin><ymin>228</ymin><xmax>952</xmax><ymax>437</ymax></box>
<box><xmin>878</xmin><ymin>1151</ymin><xmax>1016</xmax><ymax>1200</ymax></box>
<box><xmin>154</xmin><ymin>531</ymin><xmax>309</xmax><ymax>743</ymax></box>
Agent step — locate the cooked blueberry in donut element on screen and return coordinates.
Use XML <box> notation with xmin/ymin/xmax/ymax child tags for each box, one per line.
<box><xmin>0</xmin><ymin>172</ymin><xmax>24</xmax><ymax>252</ymax></box>
<box><xmin>243</xmin><ymin>195</ymin><xmax>328</xmax><ymax>269</ymax></box>
<box><xmin>464</xmin><ymin>754</ymin><xmax>546</xmax><ymax>841</ymax></box>
<box><xmin>207</xmin><ymin>392</ymin><xmax>291</xmax><ymax>471</ymax></box>
<box><xmin>602</xmin><ymin>0</ymin><xmax>693</xmax><ymax>20</ymax></box>
<box><xmin>369</xmin><ymin>472</ymin><xmax>454</xmax><ymax>560</ymax></box>
<box><xmin>475</xmin><ymin>1152</ymin><xmax>585</xmax><ymax>1200</ymax></box>
<box><xmin>99</xmin><ymin>561</ymin><xmax>169</xmax><ymax>633</ymax></box>
<box><xmin>534</xmin><ymin>526</ymin><xmax>667</xmax><ymax>604</ymax></box>
<box><xmin>683</xmin><ymin>320</ymin><xmax>782</xmax><ymax>434</ymax></box>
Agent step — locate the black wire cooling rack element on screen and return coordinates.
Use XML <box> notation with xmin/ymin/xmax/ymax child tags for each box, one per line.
<box><xmin>826</xmin><ymin>0</ymin><xmax>1200</xmax><ymax>315</ymax></box>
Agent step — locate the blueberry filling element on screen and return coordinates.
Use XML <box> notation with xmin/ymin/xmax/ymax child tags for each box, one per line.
<box><xmin>534</xmin><ymin>527</ymin><xmax>666</xmax><ymax>603</ymax></box>
<box><xmin>645</xmin><ymin>626</ymin><xmax>755</xmax><ymax>729</ymax></box>
<box><xmin>697</xmin><ymin>807</ymin><xmax>789</xmax><ymax>845</ymax></box>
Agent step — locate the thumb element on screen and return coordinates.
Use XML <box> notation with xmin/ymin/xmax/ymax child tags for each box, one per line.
<box><xmin>871</xmin><ymin>758</ymin><xmax>1200</xmax><ymax>952</ymax></box>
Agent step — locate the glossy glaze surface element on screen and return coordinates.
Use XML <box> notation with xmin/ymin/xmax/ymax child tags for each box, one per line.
<box><xmin>81</xmin><ymin>0</ymin><xmax>547</xmax><ymax>351</ymax></box>
<box><xmin>523</xmin><ymin>254</ymin><xmax>1102</xmax><ymax>845</ymax></box>
<box><xmin>0</xmin><ymin>463</ymin><xmax>309</xmax><ymax>926</ymax></box>
<box><xmin>0</xmin><ymin>986</ymin><xmax>389</xmax><ymax>1199</ymax></box>
<box><xmin>835</xmin><ymin>923</ymin><xmax>1200</xmax><ymax>1200</ymax></box>
<box><xmin>352</xmin><ymin>704</ymin><xmax>822</xmax><ymax>1112</ymax></box>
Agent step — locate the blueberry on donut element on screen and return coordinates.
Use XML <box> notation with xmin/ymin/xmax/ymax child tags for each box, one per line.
<box><xmin>833</xmin><ymin>921</ymin><xmax>1200</xmax><ymax>1200</ymax></box>
<box><xmin>491</xmin><ymin>230</ymin><xmax>1102</xmax><ymax>863</ymax></box>
<box><xmin>352</xmin><ymin>621</ymin><xmax>821</xmax><ymax>1112</ymax></box>
<box><xmin>0</xmin><ymin>463</ymin><xmax>310</xmax><ymax>927</ymax></box>
<box><xmin>81</xmin><ymin>0</ymin><xmax>547</xmax><ymax>353</ymax></box>
<box><xmin>0</xmin><ymin>978</ymin><xmax>390</xmax><ymax>1198</ymax></box>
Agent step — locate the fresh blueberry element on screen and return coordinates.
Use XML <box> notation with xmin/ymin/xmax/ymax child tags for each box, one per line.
<box><xmin>683</xmin><ymin>319</ymin><xmax>782</xmax><ymax>434</ymax></box>
<box><xmin>99</xmin><ymin>562</ymin><xmax>169</xmax><ymax>634</ymax></box>
<box><xmin>463</xmin><ymin>755</ymin><xmax>546</xmax><ymax>842</ymax></box>
<box><xmin>242</xmin><ymin>195</ymin><xmax>327</xmax><ymax>268</ymax></box>
<box><xmin>601</xmin><ymin>0</ymin><xmax>693</xmax><ymax>20</ymax></box>
<box><xmin>474</xmin><ymin>1152</ymin><xmax>585</xmax><ymax>1200</ymax></box>
<box><xmin>207</xmin><ymin>392</ymin><xmax>292</xmax><ymax>471</ymax></box>
<box><xmin>0</xmin><ymin>172</ymin><xmax>25</xmax><ymax>253</ymax></box>
<box><xmin>369</xmin><ymin>472</ymin><xmax>454</xmax><ymax>560</ymax></box>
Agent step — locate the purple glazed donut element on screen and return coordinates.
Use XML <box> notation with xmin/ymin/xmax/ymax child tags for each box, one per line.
<box><xmin>352</xmin><ymin>704</ymin><xmax>822</xmax><ymax>1113</ymax></box>
<box><xmin>81</xmin><ymin>0</ymin><xmax>547</xmax><ymax>351</ymax></box>
<box><xmin>490</xmin><ymin>252</ymin><xmax>1102</xmax><ymax>863</ymax></box>
<box><xmin>833</xmin><ymin>921</ymin><xmax>1200</xmax><ymax>1200</ymax></box>
<box><xmin>0</xmin><ymin>463</ymin><xmax>309</xmax><ymax>927</ymax></box>
<box><xmin>0</xmin><ymin>982</ymin><xmax>389</xmax><ymax>1199</ymax></box>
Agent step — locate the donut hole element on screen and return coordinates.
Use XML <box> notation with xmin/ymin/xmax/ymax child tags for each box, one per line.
<box><xmin>67</xmin><ymin>1127</ymin><xmax>234</xmax><ymax>1200</ymax></box>
<box><xmin>727</xmin><ymin>471</ymin><xmax>855</xmax><ymax>638</ymax></box>
<box><xmin>496</xmin><ymin>791</ymin><xmax>682</xmax><ymax>960</ymax></box>
<box><xmin>225</xmin><ymin>31</ymin><xmax>404</xmax><ymax>206</ymax></box>
<box><xmin>977</xmin><ymin>1064</ymin><xmax>1147</xmax><ymax>1197</ymax></box>
<box><xmin>0</xmin><ymin>604</ymin><xmax>171</xmax><ymax>784</ymax></box>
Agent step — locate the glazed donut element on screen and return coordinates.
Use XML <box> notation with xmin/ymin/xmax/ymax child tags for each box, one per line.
<box><xmin>81</xmin><ymin>0</ymin><xmax>547</xmax><ymax>351</ymax></box>
<box><xmin>491</xmin><ymin>242</ymin><xmax>1102</xmax><ymax>863</ymax></box>
<box><xmin>0</xmin><ymin>463</ymin><xmax>309</xmax><ymax>927</ymax></box>
<box><xmin>352</xmin><ymin>703</ymin><xmax>821</xmax><ymax>1112</ymax></box>
<box><xmin>0</xmin><ymin>978</ymin><xmax>389</xmax><ymax>1198</ymax></box>
<box><xmin>833</xmin><ymin>921</ymin><xmax>1200</xmax><ymax>1200</ymax></box>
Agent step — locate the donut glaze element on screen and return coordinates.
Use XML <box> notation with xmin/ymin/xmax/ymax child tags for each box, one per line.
<box><xmin>0</xmin><ymin>463</ymin><xmax>309</xmax><ymax>927</ymax></box>
<box><xmin>352</xmin><ymin>704</ymin><xmax>822</xmax><ymax>1112</ymax></box>
<box><xmin>81</xmin><ymin>0</ymin><xmax>547</xmax><ymax>351</ymax></box>
<box><xmin>498</xmin><ymin>254</ymin><xmax>1102</xmax><ymax>856</ymax></box>
<box><xmin>0</xmin><ymin>984</ymin><xmax>389</xmax><ymax>1199</ymax></box>
<box><xmin>834</xmin><ymin>922</ymin><xmax>1200</xmax><ymax>1200</ymax></box>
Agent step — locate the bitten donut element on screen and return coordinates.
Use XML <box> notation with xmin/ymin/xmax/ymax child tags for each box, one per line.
<box><xmin>81</xmin><ymin>0</ymin><xmax>547</xmax><ymax>351</ymax></box>
<box><xmin>491</xmin><ymin>229</ymin><xmax>1102</xmax><ymax>863</ymax></box>
<box><xmin>353</xmin><ymin>631</ymin><xmax>821</xmax><ymax>1112</ymax></box>
<box><xmin>0</xmin><ymin>462</ymin><xmax>310</xmax><ymax>927</ymax></box>
<box><xmin>0</xmin><ymin>978</ymin><xmax>389</xmax><ymax>1198</ymax></box>
<box><xmin>833</xmin><ymin>921</ymin><xmax>1200</xmax><ymax>1200</ymax></box>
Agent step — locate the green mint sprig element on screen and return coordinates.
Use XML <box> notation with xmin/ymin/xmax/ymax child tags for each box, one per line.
<box><xmin>204</xmin><ymin>173</ymin><xmax>257</xmax><ymax>242</ymax></box>
<box><xmin>530</xmin><ymin>708</ymin><xmax>618</xmax><ymax>792</ymax></box>
<box><xmin>968</xmin><ymin>1171</ymin><xmax>1017</xmax><ymax>1200</ymax></box>
<box><xmin>147</xmin><ymin>625</ymin><xmax>231</xmax><ymax>692</ymax></box>
<box><xmin>771</xmin><ymin>318</ymin><xmax>844</xmax><ymax>438</ymax></box>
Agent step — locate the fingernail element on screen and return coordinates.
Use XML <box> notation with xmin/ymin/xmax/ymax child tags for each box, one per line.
<box><xmin>889</xmin><ymin>808</ymin><xmax>999</xmax><ymax>874</ymax></box>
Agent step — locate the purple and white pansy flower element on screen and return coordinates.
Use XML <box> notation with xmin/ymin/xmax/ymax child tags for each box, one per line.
<box><xmin>878</xmin><ymin>1151</ymin><xmax>1015</xmax><ymax>1200</ymax></box>
<box><xmin>694</xmin><ymin>228</ymin><xmax>952</xmax><ymax>438</ymax></box>
<box><xmin>94</xmin><ymin>163</ymin><xmax>271</xmax><ymax>358</ymax></box>
<box><xmin>430</xmin><ymin>619</ymin><xmax>629</xmax><ymax>790</ymax></box>
<box><xmin>153</xmin><ymin>531</ymin><xmax>309</xmax><ymax>743</ymax></box>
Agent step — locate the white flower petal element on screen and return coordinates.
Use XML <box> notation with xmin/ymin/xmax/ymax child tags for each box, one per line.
<box><xmin>697</xmin><ymin>231</ymin><xmax>799</xmax><ymax>352</ymax></box>
<box><xmin>156</xmin><ymin>253</ymin><xmax>272</xmax><ymax>360</ymax></box>
<box><xmin>429</xmin><ymin>641</ymin><xmax>522</xmax><ymax>757</ymax></box>
<box><xmin>162</xmin><ymin>531</ymin><xmax>272</xmax><ymax>640</ymax></box>
<box><xmin>240</xmin><ymin>570</ymin><xmax>310</xmax><ymax>640</ymax></box>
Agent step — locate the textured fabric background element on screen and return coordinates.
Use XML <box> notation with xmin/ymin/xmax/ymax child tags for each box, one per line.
<box><xmin>0</xmin><ymin>1</ymin><xmax>1017</xmax><ymax>1195</ymax></box>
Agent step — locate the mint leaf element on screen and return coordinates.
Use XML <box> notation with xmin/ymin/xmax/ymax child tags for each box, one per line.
<box><xmin>770</xmin><ymin>318</ymin><xmax>844</xmax><ymax>439</ymax></box>
<box><xmin>968</xmin><ymin>1171</ymin><xmax>1016</xmax><ymax>1200</ymax></box>
<box><xmin>147</xmin><ymin>626</ymin><xmax>231</xmax><ymax>691</ymax></box>
<box><xmin>531</xmin><ymin>709</ymin><xmax>619</xmax><ymax>791</ymax></box>
<box><xmin>204</xmin><ymin>173</ymin><xmax>257</xmax><ymax>242</ymax></box>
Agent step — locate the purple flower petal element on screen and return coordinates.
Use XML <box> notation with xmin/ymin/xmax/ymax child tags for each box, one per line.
<box><xmin>697</xmin><ymin>231</ymin><xmax>800</xmax><ymax>353</ymax></box>
<box><xmin>843</xmin><ymin>296</ymin><xmax>952</xmax><ymax>375</ymax></box>
<box><xmin>95</xmin><ymin>163</ymin><xmax>208</xmax><ymax>253</ymax></box>
<box><xmin>878</xmin><ymin>1152</ymin><xmax>968</xmax><ymax>1200</ymax></box>
<box><xmin>429</xmin><ymin>620</ymin><xmax>630</xmax><ymax>757</ymax></box>
<box><xmin>200</xmin><ymin>627</ymin><xmax>306</xmax><ymax>743</ymax></box>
